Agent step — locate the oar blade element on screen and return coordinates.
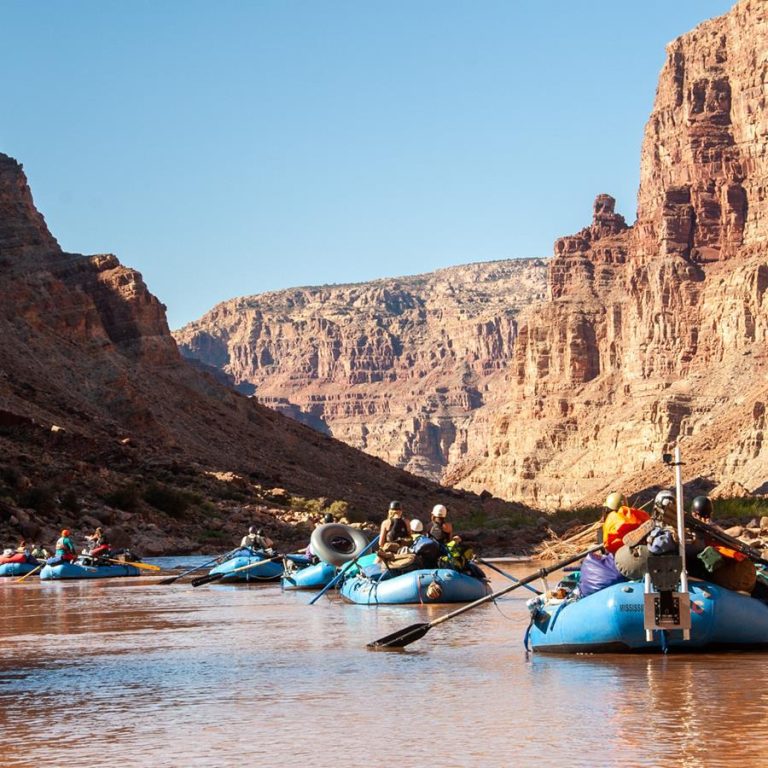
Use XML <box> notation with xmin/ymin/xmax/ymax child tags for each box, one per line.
<box><xmin>367</xmin><ymin>622</ymin><xmax>430</xmax><ymax>650</ymax></box>
<box><xmin>191</xmin><ymin>572</ymin><xmax>224</xmax><ymax>588</ymax></box>
<box><xmin>109</xmin><ymin>559</ymin><xmax>161</xmax><ymax>571</ymax></box>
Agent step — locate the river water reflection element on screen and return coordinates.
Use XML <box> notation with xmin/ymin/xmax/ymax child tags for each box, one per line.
<box><xmin>1</xmin><ymin>560</ymin><xmax>767</xmax><ymax>767</ymax></box>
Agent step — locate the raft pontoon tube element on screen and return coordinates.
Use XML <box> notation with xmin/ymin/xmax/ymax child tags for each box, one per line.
<box><xmin>526</xmin><ymin>579</ymin><xmax>768</xmax><ymax>653</ymax></box>
<box><xmin>340</xmin><ymin>566</ymin><xmax>491</xmax><ymax>605</ymax></box>
<box><xmin>40</xmin><ymin>559</ymin><xmax>142</xmax><ymax>580</ymax></box>
<box><xmin>281</xmin><ymin>559</ymin><xmax>337</xmax><ymax>591</ymax></box>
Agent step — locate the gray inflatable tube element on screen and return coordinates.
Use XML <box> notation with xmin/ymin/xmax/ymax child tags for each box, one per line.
<box><xmin>310</xmin><ymin>524</ymin><xmax>369</xmax><ymax>567</ymax></box>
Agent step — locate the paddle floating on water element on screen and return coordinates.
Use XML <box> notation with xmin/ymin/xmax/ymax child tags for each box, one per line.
<box><xmin>367</xmin><ymin>543</ymin><xmax>603</xmax><ymax>650</ymax></box>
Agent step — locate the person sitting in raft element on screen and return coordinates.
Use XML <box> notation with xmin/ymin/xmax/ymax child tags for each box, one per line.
<box><xmin>377</xmin><ymin>501</ymin><xmax>411</xmax><ymax>560</ymax></box>
<box><xmin>601</xmin><ymin>492</ymin><xmax>650</xmax><ymax>554</ymax></box>
<box><xmin>0</xmin><ymin>541</ymin><xmax>33</xmax><ymax>565</ymax></box>
<box><xmin>54</xmin><ymin>529</ymin><xmax>77</xmax><ymax>562</ymax></box>
<box><xmin>684</xmin><ymin>494</ymin><xmax>757</xmax><ymax>592</ymax></box>
<box><xmin>427</xmin><ymin>504</ymin><xmax>453</xmax><ymax>545</ymax></box>
<box><xmin>16</xmin><ymin>539</ymin><xmax>37</xmax><ymax>564</ymax></box>
<box><xmin>85</xmin><ymin>527</ymin><xmax>111</xmax><ymax>560</ymax></box>
<box><xmin>577</xmin><ymin>493</ymin><xmax>651</xmax><ymax>598</ymax></box>
<box><xmin>444</xmin><ymin>535</ymin><xmax>473</xmax><ymax>569</ymax></box>
<box><xmin>409</xmin><ymin>519</ymin><xmax>441</xmax><ymax>568</ymax></box>
<box><xmin>241</xmin><ymin>526</ymin><xmax>274</xmax><ymax>553</ymax></box>
<box><xmin>15</xmin><ymin>539</ymin><xmax>31</xmax><ymax>557</ymax></box>
<box><xmin>31</xmin><ymin>543</ymin><xmax>49</xmax><ymax>559</ymax></box>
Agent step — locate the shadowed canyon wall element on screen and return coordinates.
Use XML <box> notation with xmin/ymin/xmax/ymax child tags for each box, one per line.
<box><xmin>0</xmin><ymin>152</ymin><xmax>532</xmax><ymax>546</ymax></box>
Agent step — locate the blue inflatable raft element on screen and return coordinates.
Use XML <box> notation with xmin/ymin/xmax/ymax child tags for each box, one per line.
<box><xmin>281</xmin><ymin>559</ymin><xmax>337</xmax><ymax>590</ymax></box>
<box><xmin>527</xmin><ymin>579</ymin><xmax>768</xmax><ymax>653</ymax></box>
<box><xmin>0</xmin><ymin>560</ymin><xmax>40</xmax><ymax>577</ymax></box>
<box><xmin>208</xmin><ymin>549</ymin><xmax>307</xmax><ymax>583</ymax></box>
<box><xmin>40</xmin><ymin>559</ymin><xmax>142</xmax><ymax>580</ymax></box>
<box><xmin>340</xmin><ymin>567</ymin><xmax>491</xmax><ymax>605</ymax></box>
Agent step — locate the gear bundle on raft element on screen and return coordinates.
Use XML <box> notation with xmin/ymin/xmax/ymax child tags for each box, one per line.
<box><xmin>526</xmin><ymin>447</ymin><xmax>768</xmax><ymax>653</ymax></box>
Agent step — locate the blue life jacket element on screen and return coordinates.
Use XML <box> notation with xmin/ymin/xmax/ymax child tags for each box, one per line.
<box><xmin>412</xmin><ymin>535</ymin><xmax>440</xmax><ymax>567</ymax></box>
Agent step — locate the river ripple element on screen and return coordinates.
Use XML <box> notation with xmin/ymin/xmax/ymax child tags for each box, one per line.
<box><xmin>1</xmin><ymin>561</ymin><xmax>767</xmax><ymax>767</ymax></box>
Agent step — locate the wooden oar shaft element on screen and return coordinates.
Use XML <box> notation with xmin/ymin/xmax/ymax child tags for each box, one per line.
<box><xmin>370</xmin><ymin>544</ymin><xmax>603</xmax><ymax>648</ymax></box>
<box><xmin>428</xmin><ymin>544</ymin><xmax>603</xmax><ymax>630</ymax></box>
<box><xmin>13</xmin><ymin>563</ymin><xmax>43</xmax><ymax>583</ymax></box>
<box><xmin>192</xmin><ymin>554</ymin><xmax>283</xmax><ymax>586</ymax></box>
<box><xmin>159</xmin><ymin>549</ymin><xmax>240</xmax><ymax>585</ymax></box>
<box><xmin>227</xmin><ymin>555</ymin><xmax>282</xmax><ymax>575</ymax></box>
<box><xmin>477</xmin><ymin>559</ymin><xmax>541</xmax><ymax>595</ymax></box>
<box><xmin>104</xmin><ymin>558</ymin><xmax>160</xmax><ymax>571</ymax></box>
<box><xmin>684</xmin><ymin>514</ymin><xmax>768</xmax><ymax>565</ymax></box>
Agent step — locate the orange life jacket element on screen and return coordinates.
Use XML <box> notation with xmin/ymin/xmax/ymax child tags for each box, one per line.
<box><xmin>714</xmin><ymin>545</ymin><xmax>748</xmax><ymax>562</ymax></box>
<box><xmin>602</xmin><ymin>506</ymin><xmax>651</xmax><ymax>554</ymax></box>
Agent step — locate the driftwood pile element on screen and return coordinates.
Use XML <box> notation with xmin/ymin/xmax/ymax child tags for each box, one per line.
<box><xmin>534</xmin><ymin>521</ymin><xmax>601</xmax><ymax>561</ymax></box>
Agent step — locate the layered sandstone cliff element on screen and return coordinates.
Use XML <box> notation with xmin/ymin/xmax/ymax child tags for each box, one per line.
<box><xmin>177</xmin><ymin>0</ymin><xmax>768</xmax><ymax>508</ymax></box>
<box><xmin>452</xmin><ymin>0</ymin><xmax>768</xmax><ymax>506</ymax></box>
<box><xmin>175</xmin><ymin>261</ymin><xmax>548</xmax><ymax>480</ymax></box>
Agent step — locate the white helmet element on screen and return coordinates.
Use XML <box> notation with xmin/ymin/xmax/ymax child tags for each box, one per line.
<box><xmin>432</xmin><ymin>504</ymin><xmax>447</xmax><ymax>518</ymax></box>
<box><xmin>604</xmin><ymin>492</ymin><xmax>623</xmax><ymax>511</ymax></box>
<box><xmin>654</xmin><ymin>490</ymin><xmax>675</xmax><ymax>510</ymax></box>
<box><xmin>410</xmin><ymin>519</ymin><xmax>424</xmax><ymax>533</ymax></box>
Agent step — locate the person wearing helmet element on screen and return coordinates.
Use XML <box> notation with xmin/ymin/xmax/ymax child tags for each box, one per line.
<box><xmin>597</xmin><ymin>492</ymin><xmax>624</xmax><ymax>544</ymax></box>
<box><xmin>55</xmin><ymin>529</ymin><xmax>77</xmax><ymax>562</ymax></box>
<box><xmin>240</xmin><ymin>525</ymin><xmax>273</xmax><ymax>551</ymax></box>
<box><xmin>691</xmin><ymin>496</ymin><xmax>713</xmax><ymax>521</ymax></box>
<box><xmin>601</xmin><ymin>494</ymin><xmax>650</xmax><ymax>554</ymax></box>
<box><xmin>684</xmin><ymin>495</ymin><xmax>755</xmax><ymax>590</ymax></box>
<box><xmin>428</xmin><ymin>504</ymin><xmax>453</xmax><ymax>544</ymax></box>
<box><xmin>378</xmin><ymin>501</ymin><xmax>411</xmax><ymax>553</ymax></box>
<box><xmin>409</xmin><ymin>518</ymin><xmax>441</xmax><ymax>568</ymax></box>
<box><xmin>653</xmin><ymin>490</ymin><xmax>677</xmax><ymax>526</ymax></box>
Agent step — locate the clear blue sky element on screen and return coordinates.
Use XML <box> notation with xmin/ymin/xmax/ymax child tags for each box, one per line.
<box><xmin>1</xmin><ymin>0</ymin><xmax>735</xmax><ymax>328</ymax></box>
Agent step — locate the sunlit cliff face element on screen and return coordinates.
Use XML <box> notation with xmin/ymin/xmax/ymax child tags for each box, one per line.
<box><xmin>179</xmin><ymin>1</ymin><xmax>768</xmax><ymax>509</ymax></box>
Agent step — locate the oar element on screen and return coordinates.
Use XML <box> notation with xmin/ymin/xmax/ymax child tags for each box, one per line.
<box><xmin>13</xmin><ymin>563</ymin><xmax>44</xmax><ymax>583</ymax></box>
<box><xmin>191</xmin><ymin>555</ymin><xmax>283</xmax><ymax>587</ymax></box>
<box><xmin>368</xmin><ymin>543</ymin><xmax>603</xmax><ymax>650</ymax></box>
<box><xmin>157</xmin><ymin>548</ymin><xmax>241</xmax><ymax>585</ymax></box>
<box><xmin>476</xmin><ymin>559</ymin><xmax>542</xmax><ymax>595</ymax></box>
<box><xmin>684</xmin><ymin>513</ymin><xmax>768</xmax><ymax>567</ymax></box>
<box><xmin>103</xmin><ymin>557</ymin><xmax>161</xmax><ymax>572</ymax></box>
<box><xmin>308</xmin><ymin>535</ymin><xmax>379</xmax><ymax>605</ymax></box>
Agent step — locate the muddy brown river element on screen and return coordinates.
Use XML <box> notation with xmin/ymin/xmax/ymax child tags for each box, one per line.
<box><xmin>1</xmin><ymin>560</ymin><xmax>767</xmax><ymax>767</ymax></box>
